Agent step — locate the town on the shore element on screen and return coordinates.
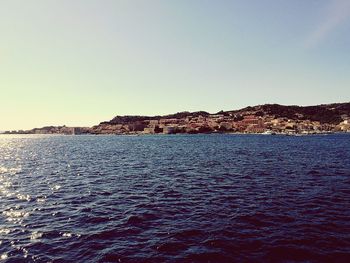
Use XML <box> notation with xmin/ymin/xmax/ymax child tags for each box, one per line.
<box><xmin>3</xmin><ymin>103</ymin><xmax>350</xmax><ymax>135</ymax></box>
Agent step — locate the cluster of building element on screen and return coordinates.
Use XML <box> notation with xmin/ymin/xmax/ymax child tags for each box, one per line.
<box><xmin>4</xmin><ymin>126</ymin><xmax>90</xmax><ymax>135</ymax></box>
<box><xmin>90</xmin><ymin>112</ymin><xmax>350</xmax><ymax>135</ymax></box>
<box><xmin>4</xmin><ymin>109</ymin><xmax>350</xmax><ymax>135</ymax></box>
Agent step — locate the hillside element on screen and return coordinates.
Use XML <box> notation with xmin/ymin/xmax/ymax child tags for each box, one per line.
<box><xmin>231</xmin><ymin>103</ymin><xmax>350</xmax><ymax>124</ymax></box>
<box><xmin>100</xmin><ymin>103</ymin><xmax>350</xmax><ymax>126</ymax></box>
<box><xmin>90</xmin><ymin>102</ymin><xmax>350</xmax><ymax>135</ymax></box>
<box><xmin>4</xmin><ymin>102</ymin><xmax>350</xmax><ymax>135</ymax></box>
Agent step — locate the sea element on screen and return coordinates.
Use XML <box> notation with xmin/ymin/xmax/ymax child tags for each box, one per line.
<box><xmin>0</xmin><ymin>134</ymin><xmax>350</xmax><ymax>262</ymax></box>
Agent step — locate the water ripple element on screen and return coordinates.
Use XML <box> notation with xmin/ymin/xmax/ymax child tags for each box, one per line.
<box><xmin>0</xmin><ymin>134</ymin><xmax>350</xmax><ymax>262</ymax></box>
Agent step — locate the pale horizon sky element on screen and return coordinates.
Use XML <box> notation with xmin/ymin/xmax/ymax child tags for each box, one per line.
<box><xmin>1</xmin><ymin>0</ymin><xmax>350</xmax><ymax>130</ymax></box>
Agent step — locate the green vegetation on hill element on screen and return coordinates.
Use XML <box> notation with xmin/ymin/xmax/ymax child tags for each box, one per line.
<box><xmin>259</xmin><ymin>103</ymin><xmax>349</xmax><ymax>124</ymax></box>
<box><xmin>102</xmin><ymin>111</ymin><xmax>210</xmax><ymax>125</ymax></box>
<box><xmin>103</xmin><ymin>103</ymin><xmax>350</xmax><ymax>125</ymax></box>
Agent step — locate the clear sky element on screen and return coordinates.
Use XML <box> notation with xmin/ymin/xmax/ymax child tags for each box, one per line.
<box><xmin>1</xmin><ymin>0</ymin><xmax>350</xmax><ymax>130</ymax></box>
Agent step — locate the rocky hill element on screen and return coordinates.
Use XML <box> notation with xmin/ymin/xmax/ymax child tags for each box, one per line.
<box><xmin>230</xmin><ymin>103</ymin><xmax>350</xmax><ymax>124</ymax></box>
<box><xmin>90</xmin><ymin>102</ymin><xmax>350</xmax><ymax>135</ymax></box>
<box><xmin>99</xmin><ymin>103</ymin><xmax>350</xmax><ymax>126</ymax></box>
<box><xmin>102</xmin><ymin>111</ymin><xmax>210</xmax><ymax>125</ymax></box>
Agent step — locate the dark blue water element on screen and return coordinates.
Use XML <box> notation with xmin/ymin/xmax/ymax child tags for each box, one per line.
<box><xmin>1</xmin><ymin>134</ymin><xmax>350</xmax><ymax>262</ymax></box>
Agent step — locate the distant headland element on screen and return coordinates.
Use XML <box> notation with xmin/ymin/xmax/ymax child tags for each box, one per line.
<box><xmin>3</xmin><ymin>103</ymin><xmax>350</xmax><ymax>135</ymax></box>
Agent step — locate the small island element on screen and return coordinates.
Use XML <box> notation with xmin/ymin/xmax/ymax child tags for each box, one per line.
<box><xmin>4</xmin><ymin>103</ymin><xmax>350</xmax><ymax>135</ymax></box>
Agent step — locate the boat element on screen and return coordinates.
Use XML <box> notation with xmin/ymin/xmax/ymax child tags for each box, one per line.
<box><xmin>262</xmin><ymin>130</ymin><xmax>276</xmax><ymax>135</ymax></box>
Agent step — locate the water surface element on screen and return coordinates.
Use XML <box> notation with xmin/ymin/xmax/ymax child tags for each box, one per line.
<box><xmin>1</xmin><ymin>134</ymin><xmax>350</xmax><ymax>262</ymax></box>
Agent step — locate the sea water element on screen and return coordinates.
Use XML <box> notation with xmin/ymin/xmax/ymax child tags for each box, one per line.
<box><xmin>0</xmin><ymin>134</ymin><xmax>350</xmax><ymax>262</ymax></box>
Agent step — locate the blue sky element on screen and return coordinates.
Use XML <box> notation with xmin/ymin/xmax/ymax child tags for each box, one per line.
<box><xmin>1</xmin><ymin>0</ymin><xmax>350</xmax><ymax>130</ymax></box>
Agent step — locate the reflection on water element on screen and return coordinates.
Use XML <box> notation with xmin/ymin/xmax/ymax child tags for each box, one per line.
<box><xmin>0</xmin><ymin>134</ymin><xmax>350</xmax><ymax>262</ymax></box>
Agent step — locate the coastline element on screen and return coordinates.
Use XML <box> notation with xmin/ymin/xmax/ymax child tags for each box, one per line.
<box><xmin>1</xmin><ymin>131</ymin><xmax>348</xmax><ymax>137</ymax></box>
<box><xmin>3</xmin><ymin>102</ymin><xmax>350</xmax><ymax>136</ymax></box>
